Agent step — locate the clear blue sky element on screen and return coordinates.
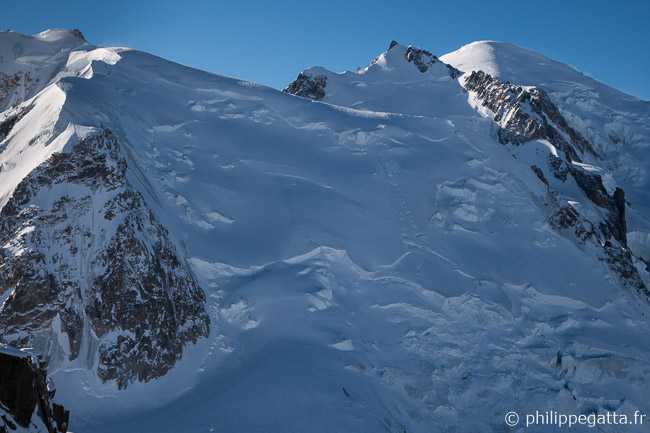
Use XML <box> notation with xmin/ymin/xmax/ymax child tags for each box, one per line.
<box><xmin>2</xmin><ymin>0</ymin><xmax>649</xmax><ymax>100</ymax></box>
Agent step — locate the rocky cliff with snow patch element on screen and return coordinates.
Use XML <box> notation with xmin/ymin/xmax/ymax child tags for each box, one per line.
<box><xmin>0</xmin><ymin>345</ymin><xmax>69</xmax><ymax>433</ymax></box>
<box><xmin>0</xmin><ymin>126</ymin><xmax>209</xmax><ymax>389</ymax></box>
<box><xmin>463</xmin><ymin>69</ymin><xmax>647</xmax><ymax>298</ymax></box>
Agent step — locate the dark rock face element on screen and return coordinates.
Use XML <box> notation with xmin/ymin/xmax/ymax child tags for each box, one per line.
<box><xmin>0</xmin><ymin>129</ymin><xmax>210</xmax><ymax>389</ymax></box>
<box><xmin>283</xmin><ymin>72</ymin><xmax>327</xmax><ymax>101</ymax></box>
<box><xmin>69</xmin><ymin>29</ymin><xmax>85</xmax><ymax>41</ymax></box>
<box><xmin>465</xmin><ymin>70</ymin><xmax>648</xmax><ymax>297</ymax></box>
<box><xmin>0</xmin><ymin>72</ymin><xmax>38</xmax><ymax>109</ymax></box>
<box><xmin>0</xmin><ymin>105</ymin><xmax>30</xmax><ymax>146</ymax></box>
<box><xmin>404</xmin><ymin>45</ymin><xmax>461</xmax><ymax>78</ymax></box>
<box><xmin>464</xmin><ymin>70</ymin><xmax>595</xmax><ymax>156</ymax></box>
<box><xmin>0</xmin><ymin>347</ymin><xmax>69</xmax><ymax>433</ymax></box>
<box><xmin>405</xmin><ymin>46</ymin><xmax>437</xmax><ymax>73</ymax></box>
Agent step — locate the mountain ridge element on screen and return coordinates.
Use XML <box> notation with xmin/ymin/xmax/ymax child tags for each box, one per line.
<box><xmin>1</xmin><ymin>29</ymin><xmax>649</xmax><ymax>433</ymax></box>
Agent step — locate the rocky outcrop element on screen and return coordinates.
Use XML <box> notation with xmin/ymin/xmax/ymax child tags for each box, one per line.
<box><xmin>285</xmin><ymin>42</ymin><xmax>461</xmax><ymax>102</ymax></box>
<box><xmin>69</xmin><ymin>29</ymin><xmax>85</xmax><ymax>41</ymax></box>
<box><xmin>404</xmin><ymin>45</ymin><xmax>461</xmax><ymax>78</ymax></box>
<box><xmin>0</xmin><ymin>105</ymin><xmax>30</xmax><ymax>146</ymax></box>
<box><xmin>405</xmin><ymin>46</ymin><xmax>435</xmax><ymax>73</ymax></box>
<box><xmin>385</xmin><ymin>41</ymin><xmax>461</xmax><ymax>78</ymax></box>
<box><xmin>464</xmin><ymin>70</ymin><xmax>648</xmax><ymax>297</ymax></box>
<box><xmin>464</xmin><ymin>70</ymin><xmax>595</xmax><ymax>156</ymax></box>
<box><xmin>283</xmin><ymin>72</ymin><xmax>327</xmax><ymax>101</ymax></box>
<box><xmin>0</xmin><ymin>129</ymin><xmax>210</xmax><ymax>389</ymax></box>
<box><xmin>0</xmin><ymin>72</ymin><xmax>38</xmax><ymax>110</ymax></box>
<box><xmin>0</xmin><ymin>345</ymin><xmax>68</xmax><ymax>433</ymax></box>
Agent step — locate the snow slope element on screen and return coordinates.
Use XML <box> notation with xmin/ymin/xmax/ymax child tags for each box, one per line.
<box><xmin>286</xmin><ymin>42</ymin><xmax>469</xmax><ymax>118</ymax></box>
<box><xmin>442</xmin><ymin>41</ymin><xmax>650</xmax><ymax>262</ymax></box>
<box><xmin>1</xmin><ymin>32</ymin><xmax>649</xmax><ymax>433</ymax></box>
<box><xmin>0</xmin><ymin>29</ymin><xmax>90</xmax><ymax>111</ymax></box>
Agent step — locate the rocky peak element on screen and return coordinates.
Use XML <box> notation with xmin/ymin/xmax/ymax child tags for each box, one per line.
<box><xmin>284</xmin><ymin>41</ymin><xmax>462</xmax><ymax>103</ymax></box>
<box><xmin>384</xmin><ymin>41</ymin><xmax>459</xmax><ymax>78</ymax></box>
<box><xmin>372</xmin><ymin>41</ymin><xmax>462</xmax><ymax>79</ymax></box>
<box><xmin>404</xmin><ymin>45</ymin><xmax>438</xmax><ymax>73</ymax></box>
<box><xmin>69</xmin><ymin>29</ymin><xmax>85</xmax><ymax>41</ymax></box>
<box><xmin>283</xmin><ymin>72</ymin><xmax>327</xmax><ymax>101</ymax></box>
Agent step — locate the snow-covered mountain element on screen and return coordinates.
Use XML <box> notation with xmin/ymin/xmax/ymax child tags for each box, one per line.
<box><xmin>1</xmin><ymin>31</ymin><xmax>649</xmax><ymax>433</ymax></box>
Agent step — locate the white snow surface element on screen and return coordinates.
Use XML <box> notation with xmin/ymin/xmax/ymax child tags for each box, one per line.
<box><xmin>443</xmin><ymin>40</ymin><xmax>650</xmax><ymax>245</ymax></box>
<box><xmin>299</xmin><ymin>43</ymin><xmax>473</xmax><ymax>118</ymax></box>
<box><xmin>1</xmin><ymin>32</ymin><xmax>650</xmax><ymax>433</ymax></box>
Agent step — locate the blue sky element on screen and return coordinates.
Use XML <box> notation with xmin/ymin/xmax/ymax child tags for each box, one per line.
<box><xmin>2</xmin><ymin>0</ymin><xmax>649</xmax><ymax>100</ymax></box>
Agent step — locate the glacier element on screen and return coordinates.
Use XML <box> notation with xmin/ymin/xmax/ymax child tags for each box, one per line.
<box><xmin>0</xmin><ymin>30</ymin><xmax>649</xmax><ymax>432</ymax></box>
